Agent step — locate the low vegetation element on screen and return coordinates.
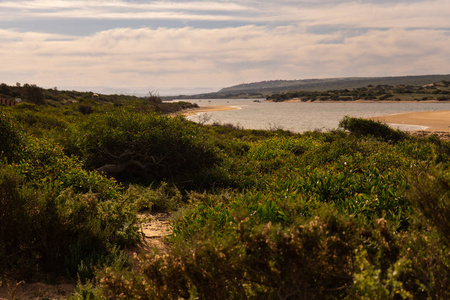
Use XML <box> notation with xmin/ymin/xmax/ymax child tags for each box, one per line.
<box><xmin>0</xmin><ymin>83</ymin><xmax>449</xmax><ymax>299</ymax></box>
<box><xmin>267</xmin><ymin>81</ymin><xmax>450</xmax><ymax>102</ymax></box>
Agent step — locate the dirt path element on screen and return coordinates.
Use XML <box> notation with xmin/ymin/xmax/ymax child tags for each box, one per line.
<box><xmin>0</xmin><ymin>281</ymin><xmax>74</xmax><ymax>300</ymax></box>
<box><xmin>138</xmin><ymin>211</ymin><xmax>172</xmax><ymax>252</ymax></box>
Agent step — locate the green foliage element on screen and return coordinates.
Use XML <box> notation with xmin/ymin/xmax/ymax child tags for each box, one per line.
<box><xmin>91</xmin><ymin>120</ymin><xmax>449</xmax><ymax>298</ymax></box>
<box><xmin>339</xmin><ymin>116</ymin><xmax>408</xmax><ymax>142</ymax></box>
<box><xmin>0</xmin><ymin>116</ymin><xmax>140</xmax><ymax>281</ymax></box>
<box><xmin>265</xmin><ymin>80</ymin><xmax>450</xmax><ymax>102</ymax></box>
<box><xmin>13</xmin><ymin>136</ymin><xmax>118</xmax><ymax>199</ymax></box>
<box><xmin>23</xmin><ymin>83</ymin><xmax>45</xmax><ymax>104</ymax></box>
<box><xmin>350</xmin><ymin>249</ymin><xmax>413</xmax><ymax>299</ymax></box>
<box><xmin>73</xmin><ymin>109</ymin><xmax>220</xmax><ymax>184</ymax></box>
<box><xmin>0</xmin><ymin>163</ymin><xmax>139</xmax><ymax>280</ymax></box>
<box><xmin>97</xmin><ymin>207</ymin><xmax>358</xmax><ymax>299</ymax></box>
<box><xmin>123</xmin><ymin>182</ymin><xmax>183</xmax><ymax>212</ymax></box>
<box><xmin>2</xmin><ymin>97</ymin><xmax>450</xmax><ymax>299</ymax></box>
<box><xmin>0</xmin><ymin>111</ymin><xmax>23</xmax><ymax>161</ymax></box>
<box><xmin>407</xmin><ymin>167</ymin><xmax>450</xmax><ymax>245</ymax></box>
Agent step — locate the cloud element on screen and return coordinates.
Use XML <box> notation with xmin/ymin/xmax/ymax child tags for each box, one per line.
<box><xmin>0</xmin><ymin>0</ymin><xmax>449</xmax><ymax>92</ymax></box>
<box><xmin>0</xmin><ymin>25</ymin><xmax>448</xmax><ymax>91</ymax></box>
<box><xmin>0</xmin><ymin>1</ymin><xmax>252</xmax><ymax>22</ymax></box>
<box><xmin>1</xmin><ymin>0</ymin><xmax>449</xmax><ymax>29</ymax></box>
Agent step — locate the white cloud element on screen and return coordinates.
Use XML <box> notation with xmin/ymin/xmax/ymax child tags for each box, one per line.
<box><xmin>0</xmin><ymin>25</ymin><xmax>448</xmax><ymax>91</ymax></box>
<box><xmin>0</xmin><ymin>0</ymin><xmax>252</xmax><ymax>22</ymax></box>
<box><xmin>0</xmin><ymin>0</ymin><xmax>449</xmax><ymax>28</ymax></box>
<box><xmin>0</xmin><ymin>0</ymin><xmax>449</xmax><ymax>92</ymax></box>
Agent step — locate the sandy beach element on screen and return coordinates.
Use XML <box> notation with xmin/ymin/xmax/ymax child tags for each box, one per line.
<box><xmin>370</xmin><ymin>110</ymin><xmax>450</xmax><ymax>133</ymax></box>
<box><xmin>179</xmin><ymin>105</ymin><xmax>239</xmax><ymax>116</ymax></box>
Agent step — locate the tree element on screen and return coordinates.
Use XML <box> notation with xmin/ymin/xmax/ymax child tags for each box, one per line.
<box><xmin>23</xmin><ymin>84</ymin><xmax>44</xmax><ymax>104</ymax></box>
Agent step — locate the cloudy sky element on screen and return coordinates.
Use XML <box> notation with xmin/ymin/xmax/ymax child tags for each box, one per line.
<box><xmin>0</xmin><ymin>0</ymin><xmax>449</xmax><ymax>95</ymax></box>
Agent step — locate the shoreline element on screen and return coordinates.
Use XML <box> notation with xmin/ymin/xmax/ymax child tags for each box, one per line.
<box><xmin>369</xmin><ymin>110</ymin><xmax>450</xmax><ymax>133</ymax></box>
<box><xmin>178</xmin><ymin>105</ymin><xmax>239</xmax><ymax>116</ymax></box>
<box><xmin>177</xmin><ymin>103</ymin><xmax>450</xmax><ymax>136</ymax></box>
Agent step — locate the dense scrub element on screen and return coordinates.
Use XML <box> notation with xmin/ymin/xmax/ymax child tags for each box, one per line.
<box><xmin>267</xmin><ymin>80</ymin><xmax>450</xmax><ymax>102</ymax></box>
<box><xmin>72</xmin><ymin>109</ymin><xmax>218</xmax><ymax>185</ymax></box>
<box><xmin>0</xmin><ymin>112</ymin><xmax>140</xmax><ymax>280</ymax></box>
<box><xmin>92</xmin><ymin>120</ymin><xmax>449</xmax><ymax>299</ymax></box>
<box><xmin>1</xmin><ymin>101</ymin><xmax>449</xmax><ymax>299</ymax></box>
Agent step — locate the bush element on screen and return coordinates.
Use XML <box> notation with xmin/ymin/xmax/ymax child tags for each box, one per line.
<box><xmin>73</xmin><ymin>109</ymin><xmax>220</xmax><ymax>184</ymax></box>
<box><xmin>407</xmin><ymin>167</ymin><xmax>450</xmax><ymax>245</ymax></box>
<box><xmin>0</xmin><ymin>111</ymin><xmax>23</xmax><ymax>161</ymax></box>
<box><xmin>0</xmin><ymin>127</ymin><xmax>141</xmax><ymax>280</ymax></box>
<box><xmin>123</xmin><ymin>182</ymin><xmax>183</xmax><ymax>212</ymax></box>
<box><xmin>97</xmin><ymin>207</ymin><xmax>359</xmax><ymax>299</ymax></box>
<box><xmin>339</xmin><ymin>116</ymin><xmax>408</xmax><ymax>143</ymax></box>
<box><xmin>78</xmin><ymin>105</ymin><xmax>93</xmax><ymax>115</ymax></box>
<box><xmin>0</xmin><ymin>164</ymin><xmax>140</xmax><ymax>280</ymax></box>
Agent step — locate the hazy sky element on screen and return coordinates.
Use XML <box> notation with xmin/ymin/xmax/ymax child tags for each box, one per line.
<box><xmin>0</xmin><ymin>0</ymin><xmax>449</xmax><ymax>95</ymax></box>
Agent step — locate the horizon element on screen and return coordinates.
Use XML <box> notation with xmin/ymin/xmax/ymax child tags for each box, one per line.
<box><xmin>4</xmin><ymin>72</ymin><xmax>450</xmax><ymax>97</ymax></box>
<box><xmin>1</xmin><ymin>1</ymin><xmax>449</xmax><ymax>95</ymax></box>
<box><xmin>53</xmin><ymin>73</ymin><xmax>450</xmax><ymax>96</ymax></box>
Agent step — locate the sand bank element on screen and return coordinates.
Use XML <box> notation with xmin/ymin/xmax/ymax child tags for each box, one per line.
<box><xmin>179</xmin><ymin>105</ymin><xmax>239</xmax><ymax>116</ymax></box>
<box><xmin>370</xmin><ymin>110</ymin><xmax>450</xmax><ymax>133</ymax></box>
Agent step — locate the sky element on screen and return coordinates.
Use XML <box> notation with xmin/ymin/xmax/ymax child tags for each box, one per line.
<box><xmin>0</xmin><ymin>0</ymin><xmax>449</xmax><ymax>95</ymax></box>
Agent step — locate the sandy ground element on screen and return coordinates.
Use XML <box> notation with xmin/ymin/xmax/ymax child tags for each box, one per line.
<box><xmin>370</xmin><ymin>110</ymin><xmax>450</xmax><ymax>133</ymax></box>
<box><xmin>0</xmin><ymin>281</ymin><xmax>75</xmax><ymax>300</ymax></box>
<box><xmin>179</xmin><ymin>105</ymin><xmax>239</xmax><ymax>116</ymax></box>
<box><xmin>138</xmin><ymin>211</ymin><xmax>172</xmax><ymax>253</ymax></box>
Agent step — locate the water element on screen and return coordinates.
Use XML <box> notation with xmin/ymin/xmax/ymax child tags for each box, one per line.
<box><xmin>176</xmin><ymin>99</ymin><xmax>450</xmax><ymax>132</ymax></box>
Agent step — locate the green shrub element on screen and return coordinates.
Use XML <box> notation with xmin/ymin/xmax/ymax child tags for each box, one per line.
<box><xmin>73</xmin><ymin>110</ymin><xmax>220</xmax><ymax>184</ymax></box>
<box><xmin>407</xmin><ymin>167</ymin><xmax>450</xmax><ymax>245</ymax></box>
<box><xmin>96</xmin><ymin>207</ymin><xmax>360</xmax><ymax>299</ymax></box>
<box><xmin>123</xmin><ymin>182</ymin><xmax>183</xmax><ymax>212</ymax></box>
<box><xmin>0</xmin><ymin>111</ymin><xmax>23</xmax><ymax>161</ymax></box>
<box><xmin>0</xmin><ymin>165</ymin><xmax>139</xmax><ymax>280</ymax></box>
<box><xmin>0</xmin><ymin>128</ymin><xmax>140</xmax><ymax>280</ymax></box>
<box><xmin>14</xmin><ymin>136</ymin><xmax>118</xmax><ymax>200</ymax></box>
<box><xmin>339</xmin><ymin>116</ymin><xmax>408</xmax><ymax>143</ymax></box>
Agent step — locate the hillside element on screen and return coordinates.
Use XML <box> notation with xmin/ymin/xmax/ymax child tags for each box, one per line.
<box><xmin>267</xmin><ymin>80</ymin><xmax>450</xmax><ymax>102</ymax></box>
<box><xmin>0</xmin><ymin>83</ymin><xmax>198</xmax><ymax>113</ymax></box>
<box><xmin>220</xmin><ymin>74</ymin><xmax>450</xmax><ymax>93</ymax></box>
<box><xmin>164</xmin><ymin>74</ymin><xmax>450</xmax><ymax>99</ymax></box>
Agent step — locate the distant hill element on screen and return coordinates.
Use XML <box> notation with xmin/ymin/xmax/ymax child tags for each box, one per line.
<box><xmin>165</xmin><ymin>74</ymin><xmax>450</xmax><ymax>100</ymax></box>
<box><xmin>219</xmin><ymin>74</ymin><xmax>450</xmax><ymax>93</ymax></box>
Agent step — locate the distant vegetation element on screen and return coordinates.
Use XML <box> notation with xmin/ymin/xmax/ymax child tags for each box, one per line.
<box><xmin>0</xmin><ymin>82</ymin><xmax>198</xmax><ymax>113</ymax></box>
<box><xmin>220</xmin><ymin>74</ymin><xmax>450</xmax><ymax>94</ymax></box>
<box><xmin>1</xmin><ymin>81</ymin><xmax>449</xmax><ymax>299</ymax></box>
<box><xmin>268</xmin><ymin>81</ymin><xmax>450</xmax><ymax>102</ymax></box>
<box><xmin>165</xmin><ymin>74</ymin><xmax>450</xmax><ymax>99</ymax></box>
